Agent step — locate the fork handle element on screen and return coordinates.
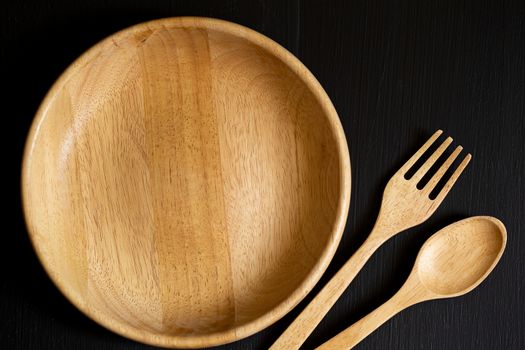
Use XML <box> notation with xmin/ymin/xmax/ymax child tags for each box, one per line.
<box><xmin>269</xmin><ymin>233</ymin><xmax>386</xmax><ymax>350</ymax></box>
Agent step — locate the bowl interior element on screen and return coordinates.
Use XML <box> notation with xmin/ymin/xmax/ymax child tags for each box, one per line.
<box><xmin>23</xmin><ymin>18</ymin><xmax>349</xmax><ymax>347</ymax></box>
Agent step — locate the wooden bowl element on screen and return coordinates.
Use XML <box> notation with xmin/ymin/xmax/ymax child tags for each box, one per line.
<box><xmin>22</xmin><ymin>17</ymin><xmax>350</xmax><ymax>348</ymax></box>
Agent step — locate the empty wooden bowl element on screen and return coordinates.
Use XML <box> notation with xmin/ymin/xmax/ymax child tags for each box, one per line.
<box><xmin>22</xmin><ymin>17</ymin><xmax>350</xmax><ymax>348</ymax></box>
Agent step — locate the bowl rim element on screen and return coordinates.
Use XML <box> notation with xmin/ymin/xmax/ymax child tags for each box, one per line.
<box><xmin>21</xmin><ymin>16</ymin><xmax>351</xmax><ymax>348</ymax></box>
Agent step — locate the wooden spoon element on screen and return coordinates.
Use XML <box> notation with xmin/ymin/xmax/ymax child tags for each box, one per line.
<box><xmin>317</xmin><ymin>216</ymin><xmax>506</xmax><ymax>350</ymax></box>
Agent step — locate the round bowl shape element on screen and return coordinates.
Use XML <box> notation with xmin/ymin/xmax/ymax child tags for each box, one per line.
<box><xmin>22</xmin><ymin>17</ymin><xmax>350</xmax><ymax>348</ymax></box>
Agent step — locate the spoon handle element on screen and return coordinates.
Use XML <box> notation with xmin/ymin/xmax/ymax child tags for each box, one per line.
<box><xmin>316</xmin><ymin>289</ymin><xmax>409</xmax><ymax>350</ymax></box>
<box><xmin>269</xmin><ymin>234</ymin><xmax>385</xmax><ymax>350</ymax></box>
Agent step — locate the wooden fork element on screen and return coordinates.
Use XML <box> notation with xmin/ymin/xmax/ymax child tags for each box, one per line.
<box><xmin>270</xmin><ymin>130</ymin><xmax>471</xmax><ymax>350</ymax></box>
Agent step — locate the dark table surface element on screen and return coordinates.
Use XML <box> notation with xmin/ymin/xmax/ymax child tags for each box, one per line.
<box><xmin>2</xmin><ymin>0</ymin><xmax>524</xmax><ymax>349</ymax></box>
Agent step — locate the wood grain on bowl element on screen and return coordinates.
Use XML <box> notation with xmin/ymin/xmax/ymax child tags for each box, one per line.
<box><xmin>22</xmin><ymin>17</ymin><xmax>350</xmax><ymax>348</ymax></box>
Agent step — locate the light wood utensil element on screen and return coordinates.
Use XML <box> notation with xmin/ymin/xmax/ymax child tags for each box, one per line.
<box><xmin>318</xmin><ymin>216</ymin><xmax>507</xmax><ymax>349</ymax></box>
<box><xmin>271</xmin><ymin>130</ymin><xmax>471</xmax><ymax>350</ymax></box>
<box><xmin>21</xmin><ymin>17</ymin><xmax>351</xmax><ymax>348</ymax></box>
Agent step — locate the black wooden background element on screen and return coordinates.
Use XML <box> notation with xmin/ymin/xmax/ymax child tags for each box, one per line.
<box><xmin>2</xmin><ymin>0</ymin><xmax>524</xmax><ymax>349</ymax></box>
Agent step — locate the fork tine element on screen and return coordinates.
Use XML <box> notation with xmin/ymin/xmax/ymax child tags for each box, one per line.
<box><xmin>400</xmin><ymin>130</ymin><xmax>443</xmax><ymax>174</ymax></box>
<box><xmin>432</xmin><ymin>154</ymin><xmax>472</xmax><ymax>204</ymax></box>
<box><xmin>423</xmin><ymin>146</ymin><xmax>463</xmax><ymax>194</ymax></box>
<box><xmin>411</xmin><ymin>136</ymin><xmax>453</xmax><ymax>182</ymax></box>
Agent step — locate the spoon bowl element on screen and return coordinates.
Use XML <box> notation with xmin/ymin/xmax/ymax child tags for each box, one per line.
<box><xmin>416</xmin><ymin>216</ymin><xmax>506</xmax><ymax>297</ymax></box>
